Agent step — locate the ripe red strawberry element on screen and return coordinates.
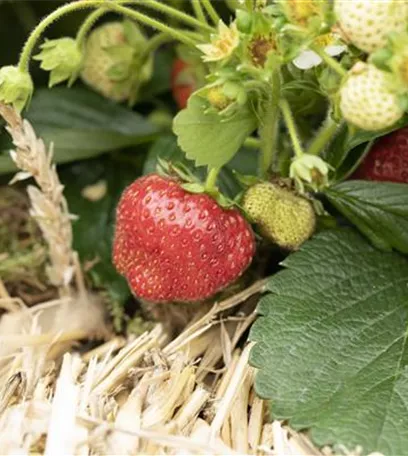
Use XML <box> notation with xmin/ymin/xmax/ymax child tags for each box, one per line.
<box><xmin>352</xmin><ymin>127</ymin><xmax>408</xmax><ymax>183</ymax></box>
<box><xmin>113</xmin><ymin>174</ymin><xmax>255</xmax><ymax>302</ymax></box>
<box><xmin>171</xmin><ymin>58</ymin><xmax>196</xmax><ymax>109</ymax></box>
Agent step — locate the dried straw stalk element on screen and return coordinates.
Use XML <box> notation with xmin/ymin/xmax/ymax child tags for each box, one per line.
<box><xmin>0</xmin><ymin>103</ymin><xmax>76</xmax><ymax>295</ymax></box>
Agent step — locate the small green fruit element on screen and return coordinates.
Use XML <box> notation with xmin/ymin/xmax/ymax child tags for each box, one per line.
<box><xmin>81</xmin><ymin>20</ymin><xmax>152</xmax><ymax>103</ymax></box>
<box><xmin>0</xmin><ymin>66</ymin><xmax>33</xmax><ymax>111</ymax></box>
<box><xmin>243</xmin><ymin>182</ymin><xmax>316</xmax><ymax>250</ymax></box>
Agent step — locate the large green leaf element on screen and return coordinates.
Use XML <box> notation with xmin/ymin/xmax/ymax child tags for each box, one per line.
<box><xmin>325</xmin><ymin>180</ymin><xmax>408</xmax><ymax>254</ymax></box>
<box><xmin>250</xmin><ymin>229</ymin><xmax>408</xmax><ymax>455</ymax></box>
<box><xmin>173</xmin><ymin>95</ymin><xmax>258</xmax><ymax>168</ymax></box>
<box><xmin>0</xmin><ymin>87</ymin><xmax>158</xmax><ymax>174</ymax></box>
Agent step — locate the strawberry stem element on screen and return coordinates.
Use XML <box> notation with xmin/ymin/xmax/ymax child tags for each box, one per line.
<box><xmin>205</xmin><ymin>167</ymin><xmax>220</xmax><ymax>192</ymax></box>
<box><xmin>259</xmin><ymin>70</ymin><xmax>281</xmax><ymax>177</ymax></box>
<box><xmin>307</xmin><ymin>114</ymin><xmax>340</xmax><ymax>156</ymax></box>
<box><xmin>18</xmin><ymin>0</ymin><xmax>105</xmax><ymax>73</ymax></box>
<box><xmin>130</xmin><ymin>0</ymin><xmax>214</xmax><ymax>33</ymax></box>
<box><xmin>280</xmin><ymin>99</ymin><xmax>305</xmax><ymax>158</ymax></box>
<box><xmin>309</xmin><ymin>44</ymin><xmax>347</xmax><ymax>77</ymax></box>
<box><xmin>201</xmin><ymin>0</ymin><xmax>221</xmax><ymax>25</ymax></box>
<box><xmin>192</xmin><ymin>0</ymin><xmax>208</xmax><ymax>25</ymax></box>
<box><xmin>76</xmin><ymin>8</ymin><xmax>107</xmax><ymax>49</ymax></box>
<box><xmin>108</xmin><ymin>3</ymin><xmax>199</xmax><ymax>47</ymax></box>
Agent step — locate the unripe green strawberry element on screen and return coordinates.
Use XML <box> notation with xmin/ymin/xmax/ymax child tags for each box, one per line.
<box><xmin>334</xmin><ymin>0</ymin><xmax>408</xmax><ymax>54</ymax></box>
<box><xmin>243</xmin><ymin>182</ymin><xmax>316</xmax><ymax>251</ymax></box>
<box><xmin>81</xmin><ymin>21</ymin><xmax>151</xmax><ymax>103</ymax></box>
<box><xmin>340</xmin><ymin>63</ymin><xmax>403</xmax><ymax>131</ymax></box>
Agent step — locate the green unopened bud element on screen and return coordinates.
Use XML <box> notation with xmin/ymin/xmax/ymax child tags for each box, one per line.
<box><xmin>236</xmin><ymin>10</ymin><xmax>253</xmax><ymax>33</ymax></box>
<box><xmin>34</xmin><ymin>38</ymin><xmax>83</xmax><ymax>87</ymax></box>
<box><xmin>289</xmin><ymin>154</ymin><xmax>330</xmax><ymax>192</ymax></box>
<box><xmin>0</xmin><ymin>66</ymin><xmax>33</xmax><ymax>111</ymax></box>
<box><xmin>243</xmin><ymin>181</ymin><xmax>316</xmax><ymax>250</ymax></box>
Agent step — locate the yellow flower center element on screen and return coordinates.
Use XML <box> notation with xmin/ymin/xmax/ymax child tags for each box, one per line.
<box><xmin>314</xmin><ymin>33</ymin><xmax>334</xmax><ymax>48</ymax></box>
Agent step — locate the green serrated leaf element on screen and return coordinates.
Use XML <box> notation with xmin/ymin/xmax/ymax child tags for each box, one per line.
<box><xmin>325</xmin><ymin>180</ymin><xmax>408</xmax><ymax>254</ymax></box>
<box><xmin>250</xmin><ymin>229</ymin><xmax>408</xmax><ymax>455</ymax></box>
<box><xmin>173</xmin><ymin>95</ymin><xmax>257</xmax><ymax>168</ymax></box>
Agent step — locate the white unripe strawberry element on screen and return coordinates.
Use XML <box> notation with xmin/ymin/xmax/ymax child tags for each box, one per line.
<box><xmin>81</xmin><ymin>21</ymin><xmax>152</xmax><ymax>103</ymax></box>
<box><xmin>340</xmin><ymin>62</ymin><xmax>404</xmax><ymax>131</ymax></box>
<box><xmin>334</xmin><ymin>0</ymin><xmax>408</xmax><ymax>54</ymax></box>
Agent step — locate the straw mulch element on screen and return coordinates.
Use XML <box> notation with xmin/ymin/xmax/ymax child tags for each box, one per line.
<box><xmin>0</xmin><ymin>103</ymin><xmax>367</xmax><ymax>455</ymax></box>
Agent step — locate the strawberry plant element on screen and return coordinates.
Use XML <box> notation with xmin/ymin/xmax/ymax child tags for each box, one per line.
<box><xmin>1</xmin><ymin>0</ymin><xmax>408</xmax><ymax>454</ymax></box>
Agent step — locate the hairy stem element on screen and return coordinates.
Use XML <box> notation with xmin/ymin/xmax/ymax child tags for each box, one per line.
<box><xmin>307</xmin><ymin>114</ymin><xmax>339</xmax><ymax>156</ymax></box>
<box><xmin>201</xmin><ymin>0</ymin><xmax>220</xmax><ymax>25</ymax></box>
<box><xmin>129</xmin><ymin>0</ymin><xmax>213</xmax><ymax>32</ymax></box>
<box><xmin>192</xmin><ymin>0</ymin><xmax>208</xmax><ymax>24</ymax></box>
<box><xmin>259</xmin><ymin>70</ymin><xmax>281</xmax><ymax>177</ymax></box>
<box><xmin>76</xmin><ymin>8</ymin><xmax>107</xmax><ymax>49</ymax></box>
<box><xmin>18</xmin><ymin>0</ymin><xmax>105</xmax><ymax>73</ymax></box>
<box><xmin>108</xmin><ymin>3</ymin><xmax>198</xmax><ymax>47</ymax></box>
<box><xmin>309</xmin><ymin>44</ymin><xmax>347</xmax><ymax>77</ymax></box>
<box><xmin>205</xmin><ymin>167</ymin><xmax>220</xmax><ymax>192</ymax></box>
<box><xmin>280</xmin><ymin>99</ymin><xmax>304</xmax><ymax>158</ymax></box>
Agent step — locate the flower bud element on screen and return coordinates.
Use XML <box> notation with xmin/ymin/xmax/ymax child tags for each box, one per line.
<box><xmin>0</xmin><ymin>66</ymin><xmax>33</xmax><ymax>111</ymax></box>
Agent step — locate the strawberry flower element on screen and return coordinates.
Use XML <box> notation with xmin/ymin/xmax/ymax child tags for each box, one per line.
<box><xmin>197</xmin><ymin>21</ymin><xmax>239</xmax><ymax>62</ymax></box>
<box><xmin>293</xmin><ymin>34</ymin><xmax>346</xmax><ymax>70</ymax></box>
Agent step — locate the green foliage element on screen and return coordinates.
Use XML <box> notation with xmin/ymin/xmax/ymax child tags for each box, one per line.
<box><xmin>325</xmin><ymin>117</ymin><xmax>408</xmax><ymax>182</ymax></box>
<box><xmin>173</xmin><ymin>95</ymin><xmax>257</xmax><ymax>168</ymax></box>
<box><xmin>325</xmin><ymin>180</ymin><xmax>408</xmax><ymax>254</ymax></box>
<box><xmin>0</xmin><ymin>87</ymin><xmax>158</xmax><ymax>174</ymax></box>
<box><xmin>60</xmin><ymin>157</ymin><xmax>140</xmax><ymax>312</ymax></box>
<box><xmin>250</xmin><ymin>229</ymin><xmax>408</xmax><ymax>455</ymax></box>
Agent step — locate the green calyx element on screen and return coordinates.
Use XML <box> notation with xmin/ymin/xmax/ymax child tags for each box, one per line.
<box><xmin>0</xmin><ymin>66</ymin><xmax>33</xmax><ymax>111</ymax></box>
<box><xmin>34</xmin><ymin>37</ymin><xmax>83</xmax><ymax>87</ymax></box>
<box><xmin>242</xmin><ymin>181</ymin><xmax>316</xmax><ymax>250</ymax></box>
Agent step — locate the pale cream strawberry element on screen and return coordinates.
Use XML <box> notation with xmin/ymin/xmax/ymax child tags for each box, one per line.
<box><xmin>340</xmin><ymin>63</ymin><xmax>403</xmax><ymax>131</ymax></box>
<box><xmin>334</xmin><ymin>0</ymin><xmax>408</xmax><ymax>54</ymax></box>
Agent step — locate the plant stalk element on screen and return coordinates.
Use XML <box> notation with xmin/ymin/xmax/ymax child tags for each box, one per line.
<box><xmin>205</xmin><ymin>167</ymin><xmax>220</xmax><ymax>192</ymax></box>
<box><xmin>309</xmin><ymin>44</ymin><xmax>347</xmax><ymax>77</ymax></box>
<box><xmin>192</xmin><ymin>0</ymin><xmax>207</xmax><ymax>24</ymax></box>
<box><xmin>133</xmin><ymin>0</ymin><xmax>214</xmax><ymax>32</ymax></box>
<box><xmin>201</xmin><ymin>0</ymin><xmax>221</xmax><ymax>25</ymax></box>
<box><xmin>307</xmin><ymin>114</ymin><xmax>339</xmax><ymax>156</ymax></box>
<box><xmin>280</xmin><ymin>98</ymin><xmax>304</xmax><ymax>158</ymax></box>
<box><xmin>259</xmin><ymin>70</ymin><xmax>281</xmax><ymax>176</ymax></box>
<box><xmin>108</xmin><ymin>3</ymin><xmax>198</xmax><ymax>47</ymax></box>
<box><xmin>76</xmin><ymin>8</ymin><xmax>107</xmax><ymax>49</ymax></box>
<box><xmin>18</xmin><ymin>0</ymin><xmax>106</xmax><ymax>73</ymax></box>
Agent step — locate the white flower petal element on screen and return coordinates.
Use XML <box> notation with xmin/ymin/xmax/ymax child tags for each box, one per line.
<box><xmin>293</xmin><ymin>50</ymin><xmax>322</xmax><ymax>70</ymax></box>
<box><xmin>325</xmin><ymin>44</ymin><xmax>347</xmax><ymax>57</ymax></box>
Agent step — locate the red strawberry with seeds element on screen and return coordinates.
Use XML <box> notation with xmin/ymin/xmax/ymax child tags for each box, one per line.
<box><xmin>171</xmin><ymin>58</ymin><xmax>196</xmax><ymax>109</ymax></box>
<box><xmin>352</xmin><ymin>126</ymin><xmax>408</xmax><ymax>183</ymax></box>
<box><xmin>113</xmin><ymin>174</ymin><xmax>255</xmax><ymax>302</ymax></box>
